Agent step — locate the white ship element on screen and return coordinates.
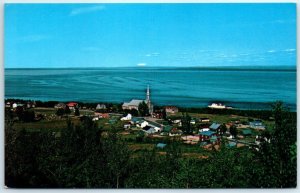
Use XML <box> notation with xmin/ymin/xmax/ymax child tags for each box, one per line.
<box><xmin>208</xmin><ymin>103</ymin><xmax>233</xmax><ymax>109</ymax></box>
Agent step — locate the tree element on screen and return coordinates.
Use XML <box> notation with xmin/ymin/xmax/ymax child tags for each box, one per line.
<box><xmin>102</xmin><ymin>128</ymin><xmax>131</xmax><ymax>188</ymax></box>
<box><xmin>181</xmin><ymin>112</ymin><xmax>192</xmax><ymax>134</ymax></box>
<box><xmin>74</xmin><ymin>108</ymin><xmax>80</xmax><ymax>116</ymax></box>
<box><xmin>55</xmin><ymin>108</ymin><xmax>65</xmax><ymax>117</ymax></box>
<box><xmin>130</xmin><ymin>109</ymin><xmax>139</xmax><ymax>117</ymax></box>
<box><xmin>255</xmin><ymin>101</ymin><xmax>297</xmax><ymax>187</ymax></box>
<box><xmin>220</xmin><ymin>123</ymin><xmax>227</xmax><ymax>136</ymax></box>
<box><xmin>22</xmin><ymin>110</ymin><xmax>35</xmax><ymax>122</ymax></box>
<box><xmin>162</xmin><ymin>108</ymin><xmax>167</xmax><ymax>120</ymax></box>
<box><xmin>138</xmin><ymin>101</ymin><xmax>149</xmax><ymax>117</ymax></box>
<box><xmin>64</xmin><ymin>106</ymin><xmax>71</xmax><ymax>115</ymax></box>
<box><xmin>229</xmin><ymin>125</ymin><xmax>237</xmax><ymax>139</ymax></box>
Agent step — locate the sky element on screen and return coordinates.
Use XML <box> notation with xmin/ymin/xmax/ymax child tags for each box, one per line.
<box><xmin>4</xmin><ymin>3</ymin><xmax>296</xmax><ymax>68</ymax></box>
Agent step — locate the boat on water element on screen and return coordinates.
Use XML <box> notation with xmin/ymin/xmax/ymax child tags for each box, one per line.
<box><xmin>208</xmin><ymin>103</ymin><xmax>233</xmax><ymax>109</ymax></box>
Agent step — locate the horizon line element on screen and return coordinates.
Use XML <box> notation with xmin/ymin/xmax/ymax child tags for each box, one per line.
<box><xmin>4</xmin><ymin>65</ymin><xmax>297</xmax><ymax>69</ymax></box>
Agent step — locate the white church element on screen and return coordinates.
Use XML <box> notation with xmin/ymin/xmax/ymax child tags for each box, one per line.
<box><xmin>122</xmin><ymin>85</ymin><xmax>154</xmax><ymax>114</ymax></box>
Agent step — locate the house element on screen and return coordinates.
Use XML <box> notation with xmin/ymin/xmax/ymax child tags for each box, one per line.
<box><xmin>172</xmin><ymin>119</ymin><xmax>181</xmax><ymax>124</ymax></box>
<box><xmin>145</xmin><ymin>127</ymin><xmax>157</xmax><ymax>134</ymax></box>
<box><xmin>5</xmin><ymin>102</ymin><xmax>11</xmax><ymax>108</ymax></box>
<box><xmin>96</xmin><ymin>104</ymin><xmax>106</xmax><ymax>110</ymax></box>
<box><xmin>199</xmin><ymin>117</ymin><xmax>210</xmax><ymax>123</ymax></box>
<box><xmin>249</xmin><ymin>120</ymin><xmax>265</xmax><ymax>130</ymax></box>
<box><xmin>209</xmin><ymin>123</ymin><xmax>221</xmax><ymax>134</ymax></box>
<box><xmin>190</xmin><ymin>119</ymin><xmax>196</xmax><ymax>125</ymax></box>
<box><xmin>67</xmin><ymin>102</ymin><xmax>79</xmax><ymax>110</ymax></box>
<box><xmin>156</xmin><ymin>143</ymin><xmax>167</xmax><ymax>148</ymax></box>
<box><xmin>137</xmin><ymin>121</ymin><xmax>148</xmax><ymax>128</ymax></box>
<box><xmin>94</xmin><ymin>112</ymin><xmax>110</xmax><ymax>119</ymax></box>
<box><xmin>165</xmin><ymin>106</ymin><xmax>179</xmax><ymax>114</ymax></box>
<box><xmin>198</xmin><ymin>124</ymin><xmax>210</xmax><ymax>132</ymax></box>
<box><xmin>169</xmin><ymin>128</ymin><xmax>182</xmax><ymax>136</ymax></box>
<box><xmin>54</xmin><ymin>103</ymin><xmax>66</xmax><ymax>109</ymax></box>
<box><xmin>12</xmin><ymin>103</ymin><xmax>18</xmax><ymax>108</ymax></box>
<box><xmin>26</xmin><ymin>101</ymin><xmax>36</xmax><ymax>108</ymax></box>
<box><xmin>124</xmin><ymin>124</ymin><xmax>131</xmax><ymax>129</ymax></box>
<box><xmin>121</xmin><ymin>114</ymin><xmax>132</xmax><ymax>121</ymax></box>
<box><xmin>242</xmin><ymin>129</ymin><xmax>252</xmax><ymax>136</ymax></box>
<box><xmin>131</xmin><ymin>117</ymin><xmax>144</xmax><ymax>124</ymax></box>
<box><xmin>182</xmin><ymin>135</ymin><xmax>200</xmax><ymax>144</ymax></box>
<box><xmin>199</xmin><ymin>130</ymin><xmax>218</xmax><ymax>142</ymax></box>
<box><xmin>228</xmin><ymin>142</ymin><xmax>237</xmax><ymax>148</ymax></box>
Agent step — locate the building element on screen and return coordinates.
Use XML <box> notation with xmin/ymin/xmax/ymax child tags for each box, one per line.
<box><xmin>54</xmin><ymin>103</ymin><xmax>66</xmax><ymax>109</ymax></box>
<box><xmin>209</xmin><ymin>123</ymin><xmax>221</xmax><ymax>134</ymax></box>
<box><xmin>165</xmin><ymin>106</ymin><xmax>179</xmax><ymax>114</ymax></box>
<box><xmin>199</xmin><ymin>130</ymin><xmax>218</xmax><ymax>142</ymax></box>
<box><xmin>199</xmin><ymin>117</ymin><xmax>210</xmax><ymax>123</ymax></box>
<box><xmin>96</xmin><ymin>104</ymin><xmax>106</xmax><ymax>110</ymax></box>
<box><xmin>122</xmin><ymin>85</ymin><xmax>153</xmax><ymax>114</ymax></box>
<box><xmin>122</xmin><ymin>99</ymin><xmax>145</xmax><ymax>111</ymax></box>
<box><xmin>249</xmin><ymin>120</ymin><xmax>265</xmax><ymax>130</ymax></box>
<box><xmin>67</xmin><ymin>102</ymin><xmax>79</xmax><ymax>110</ymax></box>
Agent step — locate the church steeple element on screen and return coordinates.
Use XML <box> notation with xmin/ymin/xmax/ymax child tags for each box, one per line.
<box><xmin>146</xmin><ymin>85</ymin><xmax>150</xmax><ymax>102</ymax></box>
<box><xmin>146</xmin><ymin>85</ymin><xmax>153</xmax><ymax>114</ymax></box>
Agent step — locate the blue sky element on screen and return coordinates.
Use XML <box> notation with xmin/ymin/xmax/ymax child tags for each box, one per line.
<box><xmin>5</xmin><ymin>3</ymin><xmax>296</xmax><ymax>68</ymax></box>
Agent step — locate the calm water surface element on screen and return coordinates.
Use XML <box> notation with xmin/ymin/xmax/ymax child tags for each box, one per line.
<box><xmin>5</xmin><ymin>67</ymin><xmax>296</xmax><ymax>110</ymax></box>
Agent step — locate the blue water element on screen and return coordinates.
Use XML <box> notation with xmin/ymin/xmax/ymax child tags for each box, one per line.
<box><xmin>5</xmin><ymin>67</ymin><xmax>296</xmax><ymax>111</ymax></box>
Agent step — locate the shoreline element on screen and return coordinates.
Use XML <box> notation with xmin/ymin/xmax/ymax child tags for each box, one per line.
<box><xmin>4</xmin><ymin>97</ymin><xmax>296</xmax><ymax>112</ymax></box>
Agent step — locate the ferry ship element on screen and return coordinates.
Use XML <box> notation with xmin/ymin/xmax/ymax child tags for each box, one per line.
<box><xmin>208</xmin><ymin>103</ymin><xmax>233</xmax><ymax>109</ymax></box>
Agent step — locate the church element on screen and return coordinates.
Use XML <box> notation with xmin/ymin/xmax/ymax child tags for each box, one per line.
<box><xmin>122</xmin><ymin>86</ymin><xmax>153</xmax><ymax>114</ymax></box>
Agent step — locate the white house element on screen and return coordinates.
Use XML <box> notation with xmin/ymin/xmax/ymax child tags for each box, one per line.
<box><xmin>121</xmin><ymin>114</ymin><xmax>132</xmax><ymax>121</ymax></box>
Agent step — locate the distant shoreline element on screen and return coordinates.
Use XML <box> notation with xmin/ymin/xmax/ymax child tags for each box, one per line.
<box><xmin>4</xmin><ymin>65</ymin><xmax>296</xmax><ymax>72</ymax></box>
<box><xmin>5</xmin><ymin>97</ymin><xmax>296</xmax><ymax>113</ymax></box>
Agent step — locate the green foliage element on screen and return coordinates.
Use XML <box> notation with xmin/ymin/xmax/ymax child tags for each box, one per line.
<box><xmin>138</xmin><ymin>101</ymin><xmax>149</xmax><ymax>116</ymax></box>
<box><xmin>64</xmin><ymin>106</ymin><xmax>71</xmax><ymax>114</ymax></box>
<box><xmin>229</xmin><ymin>125</ymin><xmax>237</xmax><ymax>138</ymax></box>
<box><xmin>181</xmin><ymin>112</ymin><xmax>192</xmax><ymax>134</ymax></box>
<box><xmin>74</xmin><ymin>108</ymin><xmax>80</xmax><ymax>116</ymax></box>
<box><xmin>55</xmin><ymin>108</ymin><xmax>65</xmax><ymax>116</ymax></box>
<box><xmin>5</xmin><ymin>100</ymin><xmax>297</xmax><ymax>188</ymax></box>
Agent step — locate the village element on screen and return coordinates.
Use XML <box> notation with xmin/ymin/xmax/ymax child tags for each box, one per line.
<box><xmin>5</xmin><ymin>86</ymin><xmax>273</xmax><ymax>156</ymax></box>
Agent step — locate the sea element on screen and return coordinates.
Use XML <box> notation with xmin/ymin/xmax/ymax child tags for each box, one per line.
<box><xmin>4</xmin><ymin>66</ymin><xmax>297</xmax><ymax>111</ymax></box>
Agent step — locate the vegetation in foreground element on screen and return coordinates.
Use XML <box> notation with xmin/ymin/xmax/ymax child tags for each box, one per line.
<box><xmin>5</xmin><ymin>101</ymin><xmax>297</xmax><ymax>188</ymax></box>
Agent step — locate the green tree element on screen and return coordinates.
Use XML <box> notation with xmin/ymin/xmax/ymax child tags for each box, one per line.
<box><xmin>229</xmin><ymin>125</ymin><xmax>237</xmax><ymax>138</ymax></box>
<box><xmin>255</xmin><ymin>101</ymin><xmax>297</xmax><ymax>187</ymax></box>
<box><xmin>64</xmin><ymin>106</ymin><xmax>71</xmax><ymax>115</ymax></box>
<box><xmin>74</xmin><ymin>108</ymin><xmax>80</xmax><ymax>116</ymax></box>
<box><xmin>138</xmin><ymin>101</ymin><xmax>149</xmax><ymax>117</ymax></box>
<box><xmin>102</xmin><ymin>128</ymin><xmax>131</xmax><ymax>188</ymax></box>
<box><xmin>129</xmin><ymin>109</ymin><xmax>139</xmax><ymax>116</ymax></box>
<box><xmin>220</xmin><ymin>123</ymin><xmax>227</xmax><ymax>136</ymax></box>
<box><xmin>181</xmin><ymin>112</ymin><xmax>192</xmax><ymax>134</ymax></box>
<box><xmin>55</xmin><ymin>108</ymin><xmax>65</xmax><ymax>116</ymax></box>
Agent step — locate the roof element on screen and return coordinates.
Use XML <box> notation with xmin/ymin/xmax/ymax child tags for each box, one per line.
<box><xmin>242</xmin><ymin>129</ymin><xmax>252</xmax><ymax>135</ymax></box>
<box><xmin>157</xmin><ymin>143</ymin><xmax>167</xmax><ymax>148</ymax></box>
<box><xmin>123</xmin><ymin>99</ymin><xmax>145</xmax><ymax>107</ymax></box>
<box><xmin>210</xmin><ymin>135</ymin><xmax>218</xmax><ymax>142</ymax></box>
<box><xmin>228</xmin><ymin>142</ymin><xmax>236</xmax><ymax>147</ymax></box>
<box><xmin>131</xmin><ymin>117</ymin><xmax>144</xmax><ymax>122</ymax></box>
<box><xmin>146</xmin><ymin>128</ymin><xmax>156</xmax><ymax>134</ymax></box>
<box><xmin>210</xmin><ymin>123</ymin><xmax>221</xmax><ymax>130</ymax></box>
<box><xmin>200</xmin><ymin>130</ymin><xmax>216</xmax><ymax>136</ymax></box>
<box><xmin>163</xmin><ymin>125</ymin><xmax>173</xmax><ymax>132</ymax></box>
<box><xmin>67</xmin><ymin>102</ymin><xmax>78</xmax><ymax>107</ymax></box>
